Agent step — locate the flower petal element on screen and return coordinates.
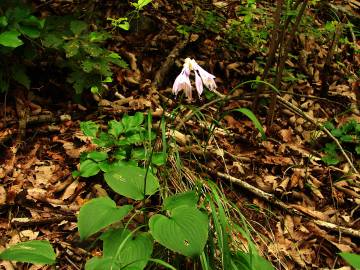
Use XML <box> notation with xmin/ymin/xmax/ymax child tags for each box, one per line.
<box><xmin>195</xmin><ymin>70</ymin><xmax>203</xmax><ymax>97</ymax></box>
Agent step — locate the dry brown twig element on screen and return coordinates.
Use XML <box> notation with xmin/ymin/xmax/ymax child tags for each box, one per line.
<box><xmin>200</xmin><ymin>164</ymin><xmax>360</xmax><ymax>238</ymax></box>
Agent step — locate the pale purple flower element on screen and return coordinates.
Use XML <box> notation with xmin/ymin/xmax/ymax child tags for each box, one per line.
<box><xmin>172</xmin><ymin>58</ymin><xmax>217</xmax><ymax>100</ymax></box>
<box><xmin>172</xmin><ymin>66</ymin><xmax>191</xmax><ymax>98</ymax></box>
<box><xmin>194</xmin><ymin>70</ymin><xmax>203</xmax><ymax>97</ymax></box>
<box><xmin>193</xmin><ymin>63</ymin><xmax>217</xmax><ymax>92</ymax></box>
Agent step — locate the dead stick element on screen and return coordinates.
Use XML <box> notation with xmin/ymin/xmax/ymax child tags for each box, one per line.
<box><xmin>201</xmin><ymin>165</ymin><xmax>360</xmax><ymax>238</ymax></box>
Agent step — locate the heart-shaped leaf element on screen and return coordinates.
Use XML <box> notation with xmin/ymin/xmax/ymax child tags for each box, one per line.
<box><xmin>0</xmin><ymin>240</ymin><xmax>56</xmax><ymax>265</ymax></box>
<box><xmin>149</xmin><ymin>205</ymin><xmax>208</xmax><ymax>257</ymax></box>
<box><xmin>104</xmin><ymin>165</ymin><xmax>159</xmax><ymax>200</ymax></box>
<box><xmin>78</xmin><ymin>197</ymin><xmax>133</xmax><ymax>239</ymax></box>
<box><xmin>163</xmin><ymin>191</ymin><xmax>198</xmax><ymax>211</ymax></box>
<box><xmin>101</xmin><ymin>228</ymin><xmax>153</xmax><ymax>269</ymax></box>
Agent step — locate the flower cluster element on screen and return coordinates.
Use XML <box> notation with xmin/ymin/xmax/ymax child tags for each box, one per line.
<box><xmin>172</xmin><ymin>58</ymin><xmax>217</xmax><ymax>100</ymax></box>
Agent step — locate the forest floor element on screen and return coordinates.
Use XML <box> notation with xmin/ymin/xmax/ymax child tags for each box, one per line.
<box><xmin>0</xmin><ymin>0</ymin><xmax>360</xmax><ymax>269</ymax></box>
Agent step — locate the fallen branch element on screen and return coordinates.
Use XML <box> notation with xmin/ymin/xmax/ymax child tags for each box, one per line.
<box><xmin>200</xmin><ymin>164</ymin><xmax>360</xmax><ymax>238</ymax></box>
<box><xmin>11</xmin><ymin>215</ymin><xmax>77</xmax><ymax>227</ymax></box>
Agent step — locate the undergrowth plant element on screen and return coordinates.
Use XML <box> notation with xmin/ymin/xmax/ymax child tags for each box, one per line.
<box><xmin>0</xmin><ymin>0</ymin><xmax>128</xmax><ymax>95</ymax></box>
<box><xmin>321</xmin><ymin>119</ymin><xmax>360</xmax><ymax>165</ymax></box>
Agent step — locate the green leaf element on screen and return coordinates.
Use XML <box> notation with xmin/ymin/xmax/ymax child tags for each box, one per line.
<box><xmin>80</xmin><ymin>121</ymin><xmax>99</xmax><ymax>138</ymax></box>
<box><xmin>233</xmin><ymin>252</ymin><xmax>274</xmax><ymax>270</ymax></box>
<box><xmin>89</xmin><ymin>31</ymin><xmax>109</xmax><ymax>42</ymax></box>
<box><xmin>0</xmin><ymin>16</ymin><xmax>8</xmax><ymax>27</ymax></box>
<box><xmin>78</xmin><ymin>197</ymin><xmax>133</xmax><ymax>239</ymax></box>
<box><xmin>85</xmin><ymin>256</ymin><xmax>119</xmax><ymax>270</ymax></box>
<box><xmin>231</xmin><ymin>108</ymin><xmax>266</xmax><ymax>140</ymax></box>
<box><xmin>355</xmin><ymin>145</ymin><xmax>360</xmax><ymax>155</ymax></box>
<box><xmin>339</xmin><ymin>252</ymin><xmax>360</xmax><ymax>269</ymax></box>
<box><xmin>331</xmin><ymin>128</ymin><xmax>343</xmax><ymax>137</ymax></box>
<box><xmin>104</xmin><ymin>165</ymin><xmax>159</xmax><ymax>200</ymax></box>
<box><xmin>42</xmin><ymin>33</ymin><xmax>63</xmax><ymax>48</ymax></box>
<box><xmin>321</xmin><ymin>154</ymin><xmax>340</xmax><ymax>165</ymax></box>
<box><xmin>108</xmin><ymin>120</ymin><xmax>124</xmax><ymax>138</ymax></box>
<box><xmin>79</xmin><ymin>159</ymin><xmax>100</xmax><ymax>177</ymax></box>
<box><xmin>324</xmin><ymin>121</ymin><xmax>335</xmax><ymax>130</ymax></box>
<box><xmin>149</xmin><ymin>205</ymin><xmax>208</xmax><ymax>257</ymax></box>
<box><xmin>151</xmin><ymin>152</ymin><xmax>167</xmax><ymax>166</ymax></box>
<box><xmin>12</xmin><ymin>65</ymin><xmax>30</xmax><ymax>89</ymax></box>
<box><xmin>19</xmin><ymin>25</ymin><xmax>41</xmax><ymax>38</ymax></box>
<box><xmin>63</xmin><ymin>40</ymin><xmax>80</xmax><ymax>58</ymax></box>
<box><xmin>70</xmin><ymin>20</ymin><xmax>87</xmax><ymax>35</ymax></box>
<box><xmin>340</xmin><ymin>135</ymin><xmax>353</xmax><ymax>142</ymax></box>
<box><xmin>163</xmin><ymin>191</ymin><xmax>198</xmax><ymax>211</ymax></box>
<box><xmin>122</xmin><ymin>112</ymin><xmax>144</xmax><ymax>132</ymax></box>
<box><xmin>113</xmin><ymin>149</ymin><xmax>128</xmax><ymax>160</ymax></box>
<box><xmin>0</xmin><ymin>30</ymin><xmax>23</xmax><ymax>48</ymax></box>
<box><xmin>101</xmin><ymin>228</ymin><xmax>153</xmax><ymax>269</ymax></box>
<box><xmin>0</xmin><ymin>240</ymin><xmax>56</xmax><ymax>265</ymax></box>
<box><xmin>93</xmin><ymin>132</ymin><xmax>116</xmax><ymax>147</ymax></box>
<box><xmin>87</xmin><ymin>151</ymin><xmax>108</xmax><ymax>162</ymax></box>
<box><xmin>99</xmin><ymin>160</ymin><xmax>134</xmax><ymax>172</ymax></box>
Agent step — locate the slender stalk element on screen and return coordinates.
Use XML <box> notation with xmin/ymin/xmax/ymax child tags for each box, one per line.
<box><xmin>253</xmin><ymin>0</ymin><xmax>284</xmax><ymax>110</ymax></box>
<box><xmin>267</xmin><ymin>0</ymin><xmax>308</xmax><ymax>126</ymax></box>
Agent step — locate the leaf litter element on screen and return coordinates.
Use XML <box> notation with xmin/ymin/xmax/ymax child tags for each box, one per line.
<box><xmin>0</xmin><ymin>0</ymin><xmax>360</xmax><ymax>269</ymax></box>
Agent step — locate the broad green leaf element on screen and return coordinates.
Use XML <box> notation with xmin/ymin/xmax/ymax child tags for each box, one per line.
<box><xmin>108</xmin><ymin>120</ymin><xmax>124</xmax><ymax>138</ymax></box>
<box><xmin>80</xmin><ymin>121</ymin><xmax>99</xmax><ymax>138</ymax></box>
<box><xmin>104</xmin><ymin>165</ymin><xmax>159</xmax><ymax>200</ymax></box>
<box><xmin>78</xmin><ymin>197</ymin><xmax>133</xmax><ymax>239</ymax></box>
<box><xmin>356</xmin><ymin>145</ymin><xmax>360</xmax><ymax>155</ymax></box>
<box><xmin>70</xmin><ymin>20</ymin><xmax>87</xmax><ymax>35</ymax></box>
<box><xmin>0</xmin><ymin>240</ymin><xmax>56</xmax><ymax>265</ymax></box>
<box><xmin>149</xmin><ymin>205</ymin><xmax>208</xmax><ymax>257</ymax></box>
<box><xmin>163</xmin><ymin>191</ymin><xmax>198</xmax><ymax>211</ymax></box>
<box><xmin>0</xmin><ymin>30</ymin><xmax>23</xmax><ymax>48</ymax></box>
<box><xmin>122</xmin><ymin>112</ymin><xmax>144</xmax><ymax>132</ymax></box>
<box><xmin>232</xmin><ymin>108</ymin><xmax>266</xmax><ymax>140</ymax></box>
<box><xmin>339</xmin><ymin>252</ymin><xmax>360</xmax><ymax>269</ymax></box>
<box><xmin>87</xmin><ymin>151</ymin><xmax>108</xmax><ymax>162</ymax></box>
<box><xmin>101</xmin><ymin>228</ymin><xmax>153</xmax><ymax>269</ymax></box>
<box><xmin>99</xmin><ymin>160</ymin><xmax>135</xmax><ymax>172</ymax></box>
<box><xmin>85</xmin><ymin>257</ymin><xmax>119</xmax><ymax>270</ymax></box>
<box><xmin>79</xmin><ymin>159</ymin><xmax>100</xmax><ymax>177</ymax></box>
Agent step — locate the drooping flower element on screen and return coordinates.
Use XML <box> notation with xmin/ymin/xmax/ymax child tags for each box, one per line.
<box><xmin>172</xmin><ymin>65</ymin><xmax>191</xmax><ymax>98</ymax></box>
<box><xmin>193</xmin><ymin>62</ymin><xmax>217</xmax><ymax>92</ymax></box>
<box><xmin>172</xmin><ymin>57</ymin><xmax>217</xmax><ymax>99</ymax></box>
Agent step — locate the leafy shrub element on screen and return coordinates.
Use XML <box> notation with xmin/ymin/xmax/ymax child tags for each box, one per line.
<box><xmin>0</xmin><ymin>1</ymin><xmax>127</xmax><ymax>95</ymax></box>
